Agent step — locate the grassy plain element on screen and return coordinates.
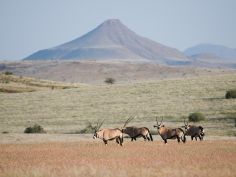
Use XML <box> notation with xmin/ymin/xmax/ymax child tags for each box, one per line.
<box><xmin>0</xmin><ymin>140</ymin><xmax>236</xmax><ymax>177</ymax></box>
<box><xmin>0</xmin><ymin>73</ymin><xmax>236</xmax><ymax>135</ymax></box>
<box><xmin>0</xmin><ymin>71</ymin><xmax>236</xmax><ymax>177</ymax></box>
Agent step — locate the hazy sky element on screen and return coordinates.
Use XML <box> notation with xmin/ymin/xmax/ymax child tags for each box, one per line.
<box><xmin>0</xmin><ymin>0</ymin><xmax>236</xmax><ymax>60</ymax></box>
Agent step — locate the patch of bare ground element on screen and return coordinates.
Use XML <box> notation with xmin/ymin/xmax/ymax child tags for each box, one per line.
<box><xmin>0</xmin><ymin>140</ymin><xmax>235</xmax><ymax>177</ymax></box>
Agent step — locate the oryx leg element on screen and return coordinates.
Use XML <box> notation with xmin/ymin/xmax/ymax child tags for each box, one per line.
<box><xmin>103</xmin><ymin>139</ymin><xmax>108</xmax><ymax>146</ymax></box>
<box><xmin>177</xmin><ymin>136</ymin><xmax>181</xmax><ymax>143</ymax></box>
<box><xmin>149</xmin><ymin>133</ymin><xmax>153</xmax><ymax>141</ymax></box>
<box><xmin>146</xmin><ymin>134</ymin><xmax>151</xmax><ymax>141</ymax></box>
<box><xmin>164</xmin><ymin>139</ymin><xmax>167</xmax><ymax>144</ymax></box>
<box><xmin>116</xmin><ymin>138</ymin><xmax>120</xmax><ymax>145</ymax></box>
<box><xmin>181</xmin><ymin>135</ymin><xmax>186</xmax><ymax>143</ymax></box>
<box><xmin>161</xmin><ymin>135</ymin><xmax>167</xmax><ymax>144</ymax></box>
<box><xmin>118</xmin><ymin>137</ymin><xmax>123</xmax><ymax>146</ymax></box>
<box><xmin>198</xmin><ymin>134</ymin><xmax>203</xmax><ymax>141</ymax></box>
<box><xmin>191</xmin><ymin>136</ymin><xmax>194</xmax><ymax>141</ymax></box>
<box><xmin>120</xmin><ymin>136</ymin><xmax>124</xmax><ymax>144</ymax></box>
<box><xmin>141</xmin><ymin>135</ymin><xmax>147</xmax><ymax>141</ymax></box>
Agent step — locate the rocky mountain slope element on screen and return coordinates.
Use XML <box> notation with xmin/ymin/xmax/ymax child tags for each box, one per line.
<box><xmin>24</xmin><ymin>19</ymin><xmax>189</xmax><ymax>65</ymax></box>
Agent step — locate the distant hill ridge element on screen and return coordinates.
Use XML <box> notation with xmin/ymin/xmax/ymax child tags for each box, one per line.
<box><xmin>185</xmin><ymin>43</ymin><xmax>236</xmax><ymax>63</ymax></box>
<box><xmin>24</xmin><ymin>19</ymin><xmax>189</xmax><ymax>64</ymax></box>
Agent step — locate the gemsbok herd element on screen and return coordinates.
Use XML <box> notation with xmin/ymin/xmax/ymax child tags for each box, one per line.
<box><xmin>93</xmin><ymin>117</ymin><xmax>205</xmax><ymax>146</ymax></box>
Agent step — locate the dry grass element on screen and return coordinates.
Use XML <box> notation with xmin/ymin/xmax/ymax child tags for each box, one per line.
<box><xmin>1</xmin><ymin>62</ymin><xmax>235</xmax><ymax>177</ymax></box>
<box><xmin>0</xmin><ymin>74</ymin><xmax>236</xmax><ymax>135</ymax></box>
<box><xmin>0</xmin><ymin>140</ymin><xmax>235</xmax><ymax>177</ymax></box>
<box><xmin>0</xmin><ymin>73</ymin><xmax>78</xmax><ymax>93</ymax></box>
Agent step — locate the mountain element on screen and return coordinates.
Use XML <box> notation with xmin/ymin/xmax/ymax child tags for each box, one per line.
<box><xmin>184</xmin><ymin>43</ymin><xmax>236</xmax><ymax>63</ymax></box>
<box><xmin>190</xmin><ymin>53</ymin><xmax>223</xmax><ymax>63</ymax></box>
<box><xmin>24</xmin><ymin>19</ymin><xmax>189</xmax><ymax>64</ymax></box>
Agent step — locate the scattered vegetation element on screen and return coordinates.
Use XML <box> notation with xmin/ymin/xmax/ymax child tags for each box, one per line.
<box><xmin>1</xmin><ymin>74</ymin><xmax>236</xmax><ymax>135</ymax></box>
<box><xmin>0</xmin><ymin>79</ymin><xmax>10</xmax><ymax>84</ymax></box>
<box><xmin>104</xmin><ymin>77</ymin><xmax>115</xmax><ymax>84</ymax></box>
<box><xmin>225</xmin><ymin>89</ymin><xmax>236</xmax><ymax>99</ymax></box>
<box><xmin>188</xmin><ymin>112</ymin><xmax>206</xmax><ymax>122</ymax></box>
<box><xmin>225</xmin><ymin>113</ymin><xmax>236</xmax><ymax>127</ymax></box>
<box><xmin>227</xmin><ymin>130</ymin><xmax>236</xmax><ymax>136</ymax></box>
<box><xmin>24</xmin><ymin>124</ymin><xmax>46</xmax><ymax>134</ymax></box>
<box><xmin>4</xmin><ymin>71</ymin><xmax>13</xmax><ymax>75</ymax></box>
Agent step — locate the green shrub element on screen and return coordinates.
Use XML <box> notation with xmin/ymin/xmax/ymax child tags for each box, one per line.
<box><xmin>0</xmin><ymin>79</ymin><xmax>10</xmax><ymax>84</ymax></box>
<box><xmin>4</xmin><ymin>71</ymin><xmax>13</xmax><ymax>75</ymax></box>
<box><xmin>225</xmin><ymin>90</ymin><xmax>236</xmax><ymax>99</ymax></box>
<box><xmin>24</xmin><ymin>124</ymin><xmax>46</xmax><ymax>133</ymax></box>
<box><xmin>104</xmin><ymin>77</ymin><xmax>115</xmax><ymax>84</ymax></box>
<box><xmin>188</xmin><ymin>112</ymin><xmax>205</xmax><ymax>122</ymax></box>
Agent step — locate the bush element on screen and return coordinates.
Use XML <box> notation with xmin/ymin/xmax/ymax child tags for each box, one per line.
<box><xmin>225</xmin><ymin>90</ymin><xmax>236</xmax><ymax>99</ymax></box>
<box><xmin>24</xmin><ymin>124</ymin><xmax>46</xmax><ymax>133</ymax></box>
<box><xmin>188</xmin><ymin>112</ymin><xmax>205</xmax><ymax>122</ymax></box>
<box><xmin>105</xmin><ymin>77</ymin><xmax>115</xmax><ymax>84</ymax></box>
<box><xmin>4</xmin><ymin>71</ymin><xmax>13</xmax><ymax>75</ymax></box>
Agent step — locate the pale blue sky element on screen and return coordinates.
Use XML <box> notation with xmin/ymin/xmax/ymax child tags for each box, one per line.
<box><xmin>0</xmin><ymin>0</ymin><xmax>236</xmax><ymax>60</ymax></box>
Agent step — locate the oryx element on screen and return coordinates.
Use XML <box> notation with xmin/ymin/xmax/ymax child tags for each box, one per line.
<box><xmin>122</xmin><ymin>117</ymin><xmax>153</xmax><ymax>141</ymax></box>
<box><xmin>154</xmin><ymin>117</ymin><xmax>186</xmax><ymax>144</ymax></box>
<box><xmin>92</xmin><ymin>120</ymin><xmax>123</xmax><ymax>146</ymax></box>
<box><xmin>183</xmin><ymin>119</ymin><xmax>205</xmax><ymax>141</ymax></box>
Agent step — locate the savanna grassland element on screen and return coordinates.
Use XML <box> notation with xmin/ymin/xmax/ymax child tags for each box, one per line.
<box><xmin>0</xmin><ymin>71</ymin><xmax>236</xmax><ymax>177</ymax></box>
<box><xmin>0</xmin><ymin>73</ymin><xmax>236</xmax><ymax>135</ymax></box>
<box><xmin>0</xmin><ymin>140</ymin><xmax>236</xmax><ymax>177</ymax></box>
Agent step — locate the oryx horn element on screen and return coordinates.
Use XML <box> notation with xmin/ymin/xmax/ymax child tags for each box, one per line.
<box><xmin>123</xmin><ymin>116</ymin><xmax>134</xmax><ymax>128</ymax></box>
